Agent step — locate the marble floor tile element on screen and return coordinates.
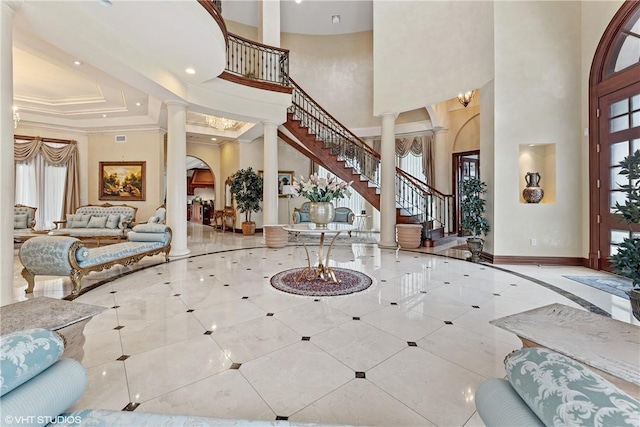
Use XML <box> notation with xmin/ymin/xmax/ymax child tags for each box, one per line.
<box><xmin>191</xmin><ymin>298</ymin><xmax>267</xmax><ymax>331</ymax></box>
<box><xmin>464</xmin><ymin>411</ymin><xmax>487</xmax><ymax>427</ymax></box>
<box><xmin>323</xmin><ymin>293</ymin><xmax>389</xmax><ymax>317</ymax></box>
<box><xmin>125</xmin><ymin>335</ymin><xmax>231</xmax><ymax>402</ymax></box>
<box><xmin>274</xmin><ymin>301</ymin><xmax>352</xmax><ymax>336</ymax></box>
<box><xmin>290</xmin><ymin>378</ymin><xmax>433</xmax><ymax>426</ymax></box>
<box><xmin>361</xmin><ymin>305</ymin><xmax>445</xmax><ymax>342</ymax></box>
<box><xmin>240</xmin><ymin>341</ymin><xmax>353</xmax><ymax>416</ymax></box>
<box><xmin>368</xmin><ymin>347</ymin><xmax>486</xmax><ymax>427</ymax></box>
<box><xmin>139</xmin><ymin>370</ymin><xmax>275</xmax><ymax>420</ymax></box>
<box><xmin>66</xmin><ymin>361</ymin><xmax>130</xmax><ymax>412</ymax></box>
<box><xmin>114</xmin><ymin>294</ymin><xmax>189</xmax><ymax>326</ymax></box>
<box><xmin>82</xmin><ymin>308</ymin><xmax>120</xmax><ymax>336</ymax></box>
<box><xmin>81</xmin><ymin>329</ymin><xmax>123</xmax><ymax>369</ymax></box>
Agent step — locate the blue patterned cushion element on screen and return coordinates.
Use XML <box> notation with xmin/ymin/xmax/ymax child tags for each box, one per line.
<box><xmin>299</xmin><ymin>212</ymin><xmax>310</xmax><ymax>222</ymax></box>
<box><xmin>505</xmin><ymin>348</ymin><xmax>640</xmax><ymax>427</ymax></box>
<box><xmin>0</xmin><ymin>329</ymin><xmax>64</xmax><ymax>396</ymax></box>
<box><xmin>105</xmin><ymin>214</ymin><xmax>120</xmax><ymax>229</ymax></box>
<box><xmin>79</xmin><ymin>242</ymin><xmax>165</xmax><ymax>268</ymax></box>
<box><xmin>334</xmin><ymin>211</ymin><xmax>348</xmax><ymax>222</ymax></box>
<box><xmin>132</xmin><ymin>224</ymin><xmax>167</xmax><ymax>233</ymax></box>
<box><xmin>148</xmin><ymin>216</ymin><xmax>159</xmax><ymax>223</ymax></box>
<box><xmin>128</xmin><ymin>231</ymin><xmax>168</xmax><ymax>243</ymax></box>
<box><xmin>70</xmin><ymin>214</ymin><xmax>91</xmax><ymax>228</ymax></box>
<box><xmin>87</xmin><ymin>216</ymin><xmax>108</xmax><ymax>228</ymax></box>
<box><xmin>75</xmin><ymin>246</ymin><xmax>89</xmax><ymax>261</ymax></box>
<box><xmin>19</xmin><ymin>236</ymin><xmax>78</xmax><ymax>276</ymax></box>
<box><xmin>14</xmin><ymin>213</ymin><xmax>28</xmax><ymax>229</ymax></box>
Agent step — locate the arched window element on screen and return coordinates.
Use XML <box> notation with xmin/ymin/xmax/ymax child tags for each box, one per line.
<box><xmin>589</xmin><ymin>1</ymin><xmax>640</xmax><ymax>271</ymax></box>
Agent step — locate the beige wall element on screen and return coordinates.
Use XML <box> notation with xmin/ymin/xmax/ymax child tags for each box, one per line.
<box><xmin>373</xmin><ymin>1</ymin><xmax>494</xmax><ymax>114</ymax></box>
<box><xmin>87</xmin><ymin>130</ymin><xmax>164</xmax><ymax>221</ymax></box>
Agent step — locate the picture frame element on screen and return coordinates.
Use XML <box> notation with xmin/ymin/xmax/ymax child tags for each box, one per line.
<box><xmin>258</xmin><ymin>170</ymin><xmax>295</xmax><ymax>197</ymax></box>
<box><xmin>99</xmin><ymin>161</ymin><xmax>146</xmax><ymax>201</ymax></box>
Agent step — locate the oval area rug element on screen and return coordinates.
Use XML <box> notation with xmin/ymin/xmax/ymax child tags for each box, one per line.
<box><xmin>270</xmin><ymin>267</ymin><xmax>373</xmax><ymax>297</ymax></box>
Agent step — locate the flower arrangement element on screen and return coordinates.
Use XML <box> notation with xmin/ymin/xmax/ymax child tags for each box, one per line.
<box><xmin>293</xmin><ymin>173</ymin><xmax>352</xmax><ymax>202</ymax></box>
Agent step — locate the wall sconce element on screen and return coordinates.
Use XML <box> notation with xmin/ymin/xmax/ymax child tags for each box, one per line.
<box><xmin>457</xmin><ymin>90</ymin><xmax>475</xmax><ymax>108</ymax></box>
<box><xmin>12</xmin><ymin>106</ymin><xmax>20</xmax><ymax>129</ymax></box>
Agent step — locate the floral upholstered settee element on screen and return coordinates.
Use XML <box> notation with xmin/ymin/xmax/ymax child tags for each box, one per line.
<box><xmin>51</xmin><ymin>203</ymin><xmax>138</xmax><ymax>245</ymax></box>
<box><xmin>292</xmin><ymin>203</ymin><xmax>355</xmax><ymax>236</ymax></box>
<box><xmin>1</xmin><ymin>328</ymin><xmax>337</xmax><ymax>427</ymax></box>
<box><xmin>475</xmin><ymin>347</ymin><xmax>640</xmax><ymax>426</ymax></box>
<box><xmin>19</xmin><ymin>224</ymin><xmax>172</xmax><ymax>295</ymax></box>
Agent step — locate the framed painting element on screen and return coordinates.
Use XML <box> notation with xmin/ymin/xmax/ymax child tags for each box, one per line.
<box><xmin>258</xmin><ymin>170</ymin><xmax>295</xmax><ymax>197</ymax></box>
<box><xmin>99</xmin><ymin>161</ymin><xmax>146</xmax><ymax>201</ymax></box>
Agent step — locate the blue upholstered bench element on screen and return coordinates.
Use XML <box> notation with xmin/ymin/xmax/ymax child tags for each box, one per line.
<box><xmin>19</xmin><ymin>224</ymin><xmax>172</xmax><ymax>295</ymax></box>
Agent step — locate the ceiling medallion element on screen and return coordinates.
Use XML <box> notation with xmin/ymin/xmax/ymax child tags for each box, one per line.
<box><xmin>205</xmin><ymin>115</ymin><xmax>238</xmax><ymax>130</ymax></box>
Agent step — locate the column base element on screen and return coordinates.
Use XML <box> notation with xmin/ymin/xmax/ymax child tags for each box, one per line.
<box><xmin>378</xmin><ymin>241</ymin><xmax>398</xmax><ymax>249</ymax></box>
<box><xmin>169</xmin><ymin>248</ymin><xmax>191</xmax><ymax>259</ymax></box>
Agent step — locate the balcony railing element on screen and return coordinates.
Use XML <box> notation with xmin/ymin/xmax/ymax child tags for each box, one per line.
<box><xmin>225</xmin><ymin>34</ymin><xmax>289</xmax><ymax>86</ymax></box>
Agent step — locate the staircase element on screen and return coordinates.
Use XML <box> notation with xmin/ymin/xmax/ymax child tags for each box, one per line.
<box><xmin>219</xmin><ymin>30</ymin><xmax>456</xmax><ymax>241</ymax></box>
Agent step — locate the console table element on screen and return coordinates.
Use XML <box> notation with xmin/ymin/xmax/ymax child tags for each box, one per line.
<box><xmin>491</xmin><ymin>303</ymin><xmax>640</xmax><ymax>399</ymax></box>
<box><xmin>1</xmin><ymin>297</ymin><xmax>105</xmax><ymax>362</ymax></box>
<box><xmin>283</xmin><ymin>223</ymin><xmax>354</xmax><ymax>283</ymax></box>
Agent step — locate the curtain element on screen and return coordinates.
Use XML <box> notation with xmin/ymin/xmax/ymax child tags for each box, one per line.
<box><xmin>394</xmin><ymin>131</ymin><xmax>435</xmax><ymax>186</ymax></box>
<box><xmin>14</xmin><ymin>137</ymin><xmax>79</xmax><ymax>229</ymax></box>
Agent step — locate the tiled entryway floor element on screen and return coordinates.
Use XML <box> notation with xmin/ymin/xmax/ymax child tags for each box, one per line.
<box><xmin>12</xmin><ymin>223</ymin><xmax>638</xmax><ymax>426</ymax></box>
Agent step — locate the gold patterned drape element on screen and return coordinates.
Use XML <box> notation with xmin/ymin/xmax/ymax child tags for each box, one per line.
<box><xmin>14</xmin><ymin>136</ymin><xmax>80</xmax><ymax>215</ymax></box>
<box><xmin>395</xmin><ymin>131</ymin><xmax>435</xmax><ymax>186</ymax></box>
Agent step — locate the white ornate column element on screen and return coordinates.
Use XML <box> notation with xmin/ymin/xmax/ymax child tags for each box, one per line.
<box><xmin>1</xmin><ymin>1</ymin><xmax>18</xmax><ymax>305</ymax></box>
<box><xmin>258</xmin><ymin>0</ymin><xmax>280</xmax><ymax>47</ymax></box>
<box><xmin>378</xmin><ymin>112</ymin><xmax>398</xmax><ymax>248</ymax></box>
<box><xmin>165</xmin><ymin>100</ymin><xmax>190</xmax><ymax>258</ymax></box>
<box><xmin>262</xmin><ymin>121</ymin><xmax>278</xmax><ymax>225</ymax></box>
<box><xmin>363</xmin><ymin>137</ymin><xmax>377</xmax><ymax>232</ymax></box>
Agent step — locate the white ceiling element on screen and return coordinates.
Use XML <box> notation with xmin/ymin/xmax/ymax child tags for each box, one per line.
<box><xmin>12</xmin><ymin>0</ymin><xmax>373</xmax><ymax>142</ymax></box>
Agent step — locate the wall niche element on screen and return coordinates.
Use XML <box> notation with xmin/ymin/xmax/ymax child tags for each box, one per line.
<box><xmin>518</xmin><ymin>143</ymin><xmax>556</xmax><ymax>204</ymax></box>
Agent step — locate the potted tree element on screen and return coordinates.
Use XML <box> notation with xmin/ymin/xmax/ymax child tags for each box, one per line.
<box><xmin>229</xmin><ymin>167</ymin><xmax>263</xmax><ymax>236</ymax></box>
<box><xmin>460</xmin><ymin>177</ymin><xmax>490</xmax><ymax>263</ymax></box>
<box><xmin>609</xmin><ymin>149</ymin><xmax>640</xmax><ymax>321</ymax></box>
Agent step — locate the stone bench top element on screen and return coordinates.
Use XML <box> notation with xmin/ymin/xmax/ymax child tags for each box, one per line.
<box><xmin>0</xmin><ymin>297</ymin><xmax>105</xmax><ymax>334</ymax></box>
<box><xmin>491</xmin><ymin>303</ymin><xmax>640</xmax><ymax>388</ymax></box>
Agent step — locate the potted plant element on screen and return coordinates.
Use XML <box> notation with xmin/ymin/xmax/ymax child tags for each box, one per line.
<box><xmin>609</xmin><ymin>149</ymin><xmax>640</xmax><ymax>321</ymax></box>
<box><xmin>229</xmin><ymin>167</ymin><xmax>263</xmax><ymax>236</ymax></box>
<box><xmin>460</xmin><ymin>177</ymin><xmax>490</xmax><ymax>263</ymax></box>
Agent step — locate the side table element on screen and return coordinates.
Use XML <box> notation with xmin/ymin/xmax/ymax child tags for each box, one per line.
<box><xmin>0</xmin><ymin>297</ymin><xmax>105</xmax><ymax>362</ymax></box>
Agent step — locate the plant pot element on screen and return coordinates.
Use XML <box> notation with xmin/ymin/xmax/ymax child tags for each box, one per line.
<box><xmin>242</xmin><ymin>221</ymin><xmax>256</xmax><ymax>236</ymax></box>
<box><xmin>466</xmin><ymin>237</ymin><xmax>484</xmax><ymax>263</ymax></box>
<box><xmin>308</xmin><ymin>202</ymin><xmax>334</xmax><ymax>229</ymax></box>
<box><xmin>628</xmin><ymin>289</ymin><xmax>640</xmax><ymax>322</ymax></box>
<box><xmin>396</xmin><ymin>224</ymin><xmax>423</xmax><ymax>249</ymax></box>
<box><xmin>264</xmin><ymin>225</ymin><xmax>287</xmax><ymax>248</ymax></box>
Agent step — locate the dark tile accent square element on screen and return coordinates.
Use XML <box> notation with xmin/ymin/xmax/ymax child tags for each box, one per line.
<box><xmin>232</xmin><ymin>261</ymin><xmax>237</xmax><ymax>264</ymax></box>
<box><xmin>204</xmin><ymin>331</ymin><xmax>213</xmax><ymax>335</ymax></box>
<box><xmin>116</xmin><ymin>355</ymin><xmax>130</xmax><ymax>361</ymax></box>
<box><xmin>275</xmin><ymin>416</ymin><xmax>289</xmax><ymax>421</ymax></box>
<box><xmin>464</xmin><ymin>274</ymin><xmax>469</xmax><ymax>277</ymax></box>
<box><xmin>174</xmin><ymin>293</ymin><xmax>181</xmax><ymax>297</ymax></box>
<box><xmin>355</xmin><ymin>371</ymin><xmax>366</xmax><ymax>379</ymax></box>
<box><xmin>266</xmin><ymin>313</ymin><xmax>274</xmax><ymax>317</ymax></box>
<box><xmin>164</xmin><ymin>281</ymin><xmax>171</xmax><ymax>284</ymax></box>
<box><xmin>209</xmin><ymin>274</ymin><xmax>215</xmax><ymax>277</ymax></box>
<box><xmin>381</xmin><ymin>279</ymin><xmax>387</xmax><ymax>282</ymax></box>
<box><xmin>314</xmin><ymin>299</ymin><xmax>320</xmax><ymax>302</ymax></box>
<box><xmin>353</xmin><ymin>316</ymin><xmax>360</xmax><ymax>320</ymax></box>
<box><xmin>247</xmin><ymin>268</ymin><xmax>252</xmax><ymax>271</ymax></box>
<box><xmin>189</xmin><ymin>260</ymin><xmax>193</xmax><ymax>263</ymax></box>
<box><xmin>480</xmin><ymin>267</ymin><xmax>485</xmax><ymax>270</ymax></box>
<box><xmin>113</xmin><ymin>325</ymin><xmax>124</xmax><ymax>330</ymax></box>
<box><xmin>472</xmin><ymin>305</ymin><xmax>480</xmax><ymax>309</ymax></box>
<box><xmin>224</xmin><ymin>284</ymin><xmax>230</xmax><ymax>287</ymax></box>
<box><xmin>511</xmin><ymin>283</ymin><xmax>518</xmax><ymax>286</ymax></box>
<box><xmin>122</xmin><ymin>402</ymin><xmax>139</xmax><ymax>412</ymax></box>
<box><xmin>198</xmin><ymin>266</ymin><xmax>203</xmax><ymax>269</ymax></box>
<box><xmin>420</xmin><ymin>291</ymin><xmax>427</xmax><ymax>294</ymax></box>
<box><xmin>264</xmin><ymin>276</ymin><xmax>269</xmax><ymax>279</ymax></box>
<box><xmin>109</xmin><ymin>291</ymin><xmax>117</xmax><ymax>294</ymax></box>
<box><xmin>301</xmin><ymin>336</ymin><xmax>311</xmax><ymax>341</ymax></box>
<box><xmin>187</xmin><ymin>309</ymin><xmax>195</xmax><ymax>313</ymax></box>
<box><xmin>111</xmin><ymin>305</ymin><xmax>120</xmax><ymax>309</ymax></box>
<box><xmin>407</xmin><ymin>341</ymin><xmax>417</xmax><ymax>347</ymax></box>
<box><xmin>242</xmin><ymin>296</ymin><xmax>249</xmax><ymax>299</ymax></box>
<box><xmin>157</xmin><ymin>272</ymin><xmax>162</xmax><ymax>275</ymax></box>
<box><xmin>444</xmin><ymin>321</ymin><xmax>453</xmax><ymax>325</ymax></box>
<box><xmin>396</xmin><ymin>260</ymin><xmax>400</xmax><ymax>263</ymax></box>
<box><xmin>230</xmin><ymin>363</ymin><xmax>242</xmax><ymax>370</ymax></box>
<box><xmin>390</xmin><ymin>302</ymin><xmax>398</xmax><ymax>306</ymax></box>
<box><xmin>493</xmin><ymin>293</ymin><xmax>501</xmax><ymax>296</ymax></box>
<box><xmin>444</xmin><ymin>281</ymin><xmax>450</xmax><ymax>284</ymax></box>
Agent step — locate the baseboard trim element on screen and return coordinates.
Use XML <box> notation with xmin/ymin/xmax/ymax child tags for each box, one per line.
<box><xmin>483</xmin><ymin>253</ymin><xmax>588</xmax><ymax>266</ymax></box>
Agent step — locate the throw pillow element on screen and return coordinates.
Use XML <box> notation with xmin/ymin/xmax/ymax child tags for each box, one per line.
<box><xmin>132</xmin><ymin>223</ymin><xmax>166</xmax><ymax>233</ymax></box>
<box><xmin>87</xmin><ymin>216</ymin><xmax>108</xmax><ymax>228</ymax></box>
<box><xmin>70</xmin><ymin>214</ymin><xmax>91</xmax><ymax>228</ymax></box>
<box><xmin>105</xmin><ymin>214</ymin><xmax>120</xmax><ymax>229</ymax></box>
<box><xmin>334</xmin><ymin>211</ymin><xmax>348</xmax><ymax>222</ymax></box>
<box><xmin>66</xmin><ymin>213</ymin><xmax>79</xmax><ymax>224</ymax></box>
<box><xmin>299</xmin><ymin>212</ymin><xmax>310</xmax><ymax>222</ymax></box>
<box><xmin>119</xmin><ymin>214</ymin><xmax>133</xmax><ymax>229</ymax></box>
<box><xmin>14</xmin><ymin>213</ymin><xmax>29</xmax><ymax>229</ymax></box>
<box><xmin>148</xmin><ymin>216</ymin><xmax>159</xmax><ymax>223</ymax></box>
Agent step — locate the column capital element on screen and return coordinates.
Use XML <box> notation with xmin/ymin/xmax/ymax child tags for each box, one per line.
<box><xmin>434</xmin><ymin>127</ymin><xmax>449</xmax><ymax>135</ymax></box>
<box><xmin>378</xmin><ymin>112</ymin><xmax>399</xmax><ymax>120</ymax></box>
<box><xmin>164</xmin><ymin>100</ymin><xmax>188</xmax><ymax>108</ymax></box>
<box><xmin>2</xmin><ymin>1</ymin><xmax>21</xmax><ymax>14</ymax></box>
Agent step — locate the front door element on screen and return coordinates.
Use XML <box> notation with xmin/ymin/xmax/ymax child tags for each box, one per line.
<box><xmin>453</xmin><ymin>151</ymin><xmax>479</xmax><ymax>236</ymax></box>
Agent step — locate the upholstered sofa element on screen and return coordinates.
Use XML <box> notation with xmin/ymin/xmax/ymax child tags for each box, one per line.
<box><xmin>475</xmin><ymin>347</ymin><xmax>640</xmax><ymax>426</ymax></box>
<box><xmin>1</xmin><ymin>328</ymin><xmax>331</xmax><ymax>427</ymax></box>
<box><xmin>14</xmin><ymin>204</ymin><xmax>38</xmax><ymax>241</ymax></box>
<box><xmin>292</xmin><ymin>203</ymin><xmax>355</xmax><ymax>236</ymax></box>
<box><xmin>19</xmin><ymin>224</ymin><xmax>172</xmax><ymax>295</ymax></box>
<box><xmin>52</xmin><ymin>203</ymin><xmax>138</xmax><ymax>245</ymax></box>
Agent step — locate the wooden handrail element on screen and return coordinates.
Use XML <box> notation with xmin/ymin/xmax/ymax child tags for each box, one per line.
<box><xmin>197</xmin><ymin>0</ymin><xmax>228</xmax><ymax>45</ymax></box>
<box><xmin>228</xmin><ymin>32</ymin><xmax>290</xmax><ymax>55</ymax></box>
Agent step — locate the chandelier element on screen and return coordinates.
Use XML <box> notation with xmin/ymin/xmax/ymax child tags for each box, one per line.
<box><xmin>205</xmin><ymin>115</ymin><xmax>238</xmax><ymax>130</ymax></box>
<box><xmin>457</xmin><ymin>90</ymin><xmax>475</xmax><ymax>108</ymax></box>
<box><xmin>12</xmin><ymin>106</ymin><xmax>20</xmax><ymax>129</ymax></box>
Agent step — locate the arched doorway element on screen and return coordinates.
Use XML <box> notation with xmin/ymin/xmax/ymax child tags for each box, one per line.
<box><xmin>589</xmin><ymin>1</ymin><xmax>640</xmax><ymax>270</ymax></box>
<box><xmin>186</xmin><ymin>155</ymin><xmax>215</xmax><ymax>224</ymax></box>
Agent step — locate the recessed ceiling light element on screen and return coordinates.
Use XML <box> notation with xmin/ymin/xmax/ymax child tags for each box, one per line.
<box><xmin>73</xmin><ymin>60</ymin><xmax>82</xmax><ymax>66</ymax></box>
<box><xmin>135</xmin><ymin>102</ymin><xmax>141</xmax><ymax>107</ymax></box>
<box><xmin>102</xmin><ymin>114</ymin><xmax>107</xmax><ymax>118</ymax></box>
<box><xmin>331</xmin><ymin>15</ymin><xmax>340</xmax><ymax>24</ymax></box>
<box><xmin>529</xmin><ymin>144</ymin><xmax>535</xmax><ymax>147</ymax></box>
<box><xmin>185</xmin><ymin>68</ymin><xmax>196</xmax><ymax>75</ymax></box>
<box><xmin>295</xmin><ymin>0</ymin><xmax>302</xmax><ymax>3</ymax></box>
<box><xmin>211</xmin><ymin>138</ymin><xmax>217</xmax><ymax>141</ymax></box>
<box><xmin>100</xmin><ymin>0</ymin><xmax>112</xmax><ymax>7</ymax></box>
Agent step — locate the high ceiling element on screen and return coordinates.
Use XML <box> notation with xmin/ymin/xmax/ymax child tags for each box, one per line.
<box><xmin>11</xmin><ymin>0</ymin><xmax>372</xmax><ymax>144</ymax></box>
